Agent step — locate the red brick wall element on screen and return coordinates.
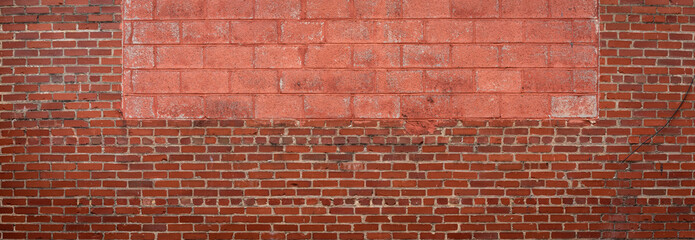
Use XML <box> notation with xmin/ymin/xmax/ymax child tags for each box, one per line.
<box><xmin>121</xmin><ymin>0</ymin><xmax>599</xmax><ymax>120</ymax></box>
<box><xmin>2</xmin><ymin>0</ymin><xmax>695</xmax><ymax>239</ymax></box>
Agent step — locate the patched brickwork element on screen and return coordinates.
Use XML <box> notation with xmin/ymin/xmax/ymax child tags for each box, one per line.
<box><xmin>122</xmin><ymin>0</ymin><xmax>599</xmax><ymax>119</ymax></box>
<box><xmin>2</xmin><ymin>0</ymin><xmax>695</xmax><ymax>240</ymax></box>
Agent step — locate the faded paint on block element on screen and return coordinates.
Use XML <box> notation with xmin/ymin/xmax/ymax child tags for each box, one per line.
<box><xmin>123</xmin><ymin>0</ymin><xmax>599</xmax><ymax>119</ymax></box>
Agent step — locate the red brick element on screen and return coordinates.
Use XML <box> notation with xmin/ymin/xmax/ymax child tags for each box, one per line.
<box><xmin>425</xmin><ymin>20</ymin><xmax>473</xmax><ymax>43</ymax></box>
<box><xmin>203</xmin><ymin>46</ymin><xmax>254</xmax><ymax>68</ymax></box>
<box><xmin>424</xmin><ymin>70</ymin><xmax>476</xmax><ymax>93</ymax></box>
<box><xmin>525</xmin><ymin>20</ymin><xmax>573</xmax><ymax>43</ymax></box>
<box><xmin>551</xmin><ymin>95</ymin><xmax>597</xmax><ymax>118</ymax></box>
<box><xmin>207</xmin><ymin>0</ymin><xmax>254</xmax><ymax>19</ymax></box>
<box><xmin>254</xmin><ymin>46</ymin><xmax>302</xmax><ymax>68</ymax></box>
<box><xmin>304</xmin><ymin>95</ymin><xmax>351</xmax><ymax>118</ymax></box>
<box><xmin>256</xmin><ymin>95</ymin><xmax>303</xmax><ymax>119</ymax></box>
<box><xmin>230</xmin><ymin>70</ymin><xmax>279</xmax><ymax>93</ymax></box>
<box><xmin>549</xmin><ymin>44</ymin><xmax>598</xmax><ymax>67</ymax></box>
<box><xmin>475</xmin><ymin>20</ymin><xmax>523</xmax><ymax>43</ymax></box>
<box><xmin>156</xmin><ymin>96</ymin><xmax>204</xmax><ymax>119</ymax></box>
<box><xmin>155</xmin><ymin>0</ymin><xmax>205</xmax><ymax>19</ymax></box>
<box><xmin>500</xmin><ymin>0</ymin><xmax>549</xmax><ymax>18</ymax></box>
<box><xmin>353</xmin><ymin>45</ymin><xmax>401</xmax><ymax>68</ymax></box>
<box><xmin>279</xmin><ymin>70</ymin><xmax>324</xmax><ymax>93</ymax></box>
<box><xmin>402</xmin><ymin>0</ymin><xmax>450</xmax><ymax>18</ymax></box>
<box><xmin>354</xmin><ymin>0</ymin><xmax>402</xmax><ymax>18</ymax></box>
<box><xmin>123</xmin><ymin>0</ymin><xmax>153</xmax><ymax>20</ymax></box>
<box><xmin>326</xmin><ymin>21</ymin><xmax>376</xmax><ymax>43</ymax></box>
<box><xmin>131</xmin><ymin>70</ymin><xmax>179</xmax><ymax>93</ymax></box>
<box><xmin>476</xmin><ymin>70</ymin><xmax>522</xmax><ymax>93</ymax></box>
<box><xmin>500</xmin><ymin>95</ymin><xmax>550</xmax><ymax>118</ymax></box>
<box><xmin>403</xmin><ymin>45</ymin><xmax>450</xmax><ymax>67</ymax></box>
<box><xmin>550</xmin><ymin>0</ymin><xmax>597</xmax><ymax>18</ymax></box>
<box><xmin>400</xmin><ymin>95</ymin><xmax>451</xmax><ymax>118</ymax></box>
<box><xmin>123</xmin><ymin>96</ymin><xmax>154</xmax><ymax>119</ymax></box>
<box><xmin>131</xmin><ymin>22</ymin><xmax>179</xmax><ymax>44</ymax></box>
<box><xmin>156</xmin><ymin>46</ymin><xmax>203</xmax><ymax>68</ymax></box>
<box><xmin>123</xmin><ymin>45</ymin><xmax>154</xmax><ymax>69</ymax></box>
<box><xmin>306</xmin><ymin>0</ymin><xmax>350</xmax><ymax>19</ymax></box>
<box><xmin>573</xmin><ymin>20</ymin><xmax>598</xmax><ymax>43</ymax></box>
<box><xmin>451</xmin><ymin>45</ymin><xmax>499</xmax><ymax>67</ymax></box>
<box><xmin>521</xmin><ymin>69</ymin><xmax>572</xmax><ymax>92</ymax></box>
<box><xmin>376</xmin><ymin>70</ymin><xmax>423</xmax><ymax>93</ymax></box>
<box><xmin>376</xmin><ymin>20</ymin><xmax>423</xmax><ymax>43</ymax></box>
<box><xmin>452</xmin><ymin>0</ymin><xmax>499</xmax><ymax>18</ymax></box>
<box><xmin>572</xmin><ymin>69</ymin><xmax>598</xmax><ymax>93</ymax></box>
<box><xmin>255</xmin><ymin>0</ymin><xmax>301</xmax><ymax>19</ymax></box>
<box><xmin>181</xmin><ymin>70</ymin><xmax>229</xmax><ymax>93</ymax></box>
<box><xmin>500</xmin><ymin>45</ymin><xmax>548</xmax><ymax>67</ymax></box>
<box><xmin>281</xmin><ymin>21</ymin><xmax>324</xmax><ymax>43</ymax></box>
<box><xmin>204</xmin><ymin>96</ymin><xmax>254</xmax><ymax>119</ymax></box>
<box><xmin>450</xmin><ymin>95</ymin><xmax>500</xmax><ymax>118</ymax></box>
<box><xmin>323</xmin><ymin>71</ymin><xmax>377</xmax><ymax>93</ymax></box>
<box><xmin>305</xmin><ymin>45</ymin><xmax>352</xmax><ymax>68</ymax></box>
<box><xmin>230</xmin><ymin>21</ymin><xmax>278</xmax><ymax>43</ymax></box>
<box><xmin>181</xmin><ymin>21</ymin><xmax>230</xmax><ymax>44</ymax></box>
<box><xmin>353</xmin><ymin>95</ymin><xmax>400</xmax><ymax>118</ymax></box>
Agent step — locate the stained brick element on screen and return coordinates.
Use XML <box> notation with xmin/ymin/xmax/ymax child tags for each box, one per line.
<box><xmin>304</xmin><ymin>95</ymin><xmax>352</xmax><ymax>118</ymax></box>
<box><xmin>354</xmin><ymin>0</ymin><xmax>403</xmax><ymax>18</ymax></box>
<box><xmin>452</xmin><ymin>0</ymin><xmax>499</xmax><ymax>18</ymax></box>
<box><xmin>402</xmin><ymin>0</ymin><xmax>450</xmax><ymax>18</ymax></box>
<box><xmin>181</xmin><ymin>70</ymin><xmax>229</xmax><ymax>93</ymax></box>
<box><xmin>281</xmin><ymin>21</ymin><xmax>324</xmax><ymax>43</ymax></box>
<box><xmin>353</xmin><ymin>45</ymin><xmax>401</xmax><ymax>68</ymax></box>
<box><xmin>376</xmin><ymin>70</ymin><xmax>423</xmax><ymax>93</ymax></box>
<box><xmin>122</xmin><ymin>96</ymin><xmax>155</xmax><ymax>118</ymax></box>
<box><xmin>155</xmin><ymin>0</ymin><xmax>205</xmax><ymax>19</ymax></box>
<box><xmin>306</xmin><ymin>0</ymin><xmax>351</xmax><ymax>19</ymax></box>
<box><xmin>181</xmin><ymin>21</ymin><xmax>230</xmax><ymax>44</ymax></box>
<box><xmin>156</xmin><ymin>46</ymin><xmax>203</xmax><ymax>68</ymax></box>
<box><xmin>203</xmin><ymin>46</ymin><xmax>254</xmax><ymax>68</ymax></box>
<box><xmin>254</xmin><ymin>46</ymin><xmax>302</xmax><ymax>68</ymax></box>
<box><xmin>353</xmin><ymin>95</ymin><xmax>400</xmax><ymax>118</ymax></box>
<box><xmin>403</xmin><ymin>45</ymin><xmax>450</xmax><ymax>68</ymax></box>
<box><xmin>123</xmin><ymin>45</ymin><xmax>154</xmax><ymax>69</ymax></box>
<box><xmin>156</xmin><ymin>96</ymin><xmax>204</xmax><ymax>119</ymax></box>
<box><xmin>204</xmin><ymin>96</ymin><xmax>254</xmax><ymax>118</ymax></box>
<box><xmin>425</xmin><ymin>20</ymin><xmax>474</xmax><ymax>43</ymax></box>
<box><xmin>551</xmin><ymin>95</ymin><xmax>598</xmax><ymax>118</ymax></box>
<box><xmin>451</xmin><ymin>45</ymin><xmax>499</xmax><ymax>67</ymax></box>
<box><xmin>305</xmin><ymin>45</ymin><xmax>352</xmax><ymax>68</ymax></box>
<box><xmin>230</xmin><ymin>21</ymin><xmax>279</xmax><ymax>43</ymax></box>
<box><xmin>131</xmin><ymin>22</ymin><xmax>179</xmax><ymax>44</ymax></box>
<box><xmin>230</xmin><ymin>70</ymin><xmax>279</xmax><ymax>93</ymax></box>
<box><xmin>206</xmin><ymin>0</ymin><xmax>253</xmax><ymax>19</ymax></box>
<box><xmin>476</xmin><ymin>70</ymin><xmax>522</xmax><ymax>93</ymax></box>
<box><xmin>131</xmin><ymin>70</ymin><xmax>179</xmax><ymax>93</ymax></box>
<box><xmin>256</xmin><ymin>95</ymin><xmax>303</xmax><ymax>118</ymax></box>
<box><xmin>255</xmin><ymin>0</ymin><xmax>301</xmax><ymax>19</ymax></box>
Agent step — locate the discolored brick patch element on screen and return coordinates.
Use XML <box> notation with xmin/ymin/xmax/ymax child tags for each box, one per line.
<box><xmin>122</xmin><ymin>0</ymin><xmax>598</xmax><ymax>119</ymax></box>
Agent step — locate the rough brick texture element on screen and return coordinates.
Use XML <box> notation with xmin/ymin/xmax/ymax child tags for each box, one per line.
<box><xmin>1</xmin><ymin>0</ymin><xmax>695</xmax><ymax>240</ymax></box>
<box><xmin>122</xmin><ymin>0</ymin><xmax>599</xmax><ymax>119</ymax></box>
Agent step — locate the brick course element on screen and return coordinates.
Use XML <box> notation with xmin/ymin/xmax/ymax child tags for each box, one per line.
<box><xmin>1</xmin><ymin>0</ymin><xmax>695</xmax><ymax>239</ymax></box>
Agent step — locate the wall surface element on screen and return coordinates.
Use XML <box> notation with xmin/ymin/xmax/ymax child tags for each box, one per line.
<box><xmin>2</xmin><ymin>0</ymin><xmax>695</xmax><ymax>239</ymax></box>
<box><xmin>121</xmin><ymin>0</ymin><xmax>599</xmax><ymax>120</ymax></box>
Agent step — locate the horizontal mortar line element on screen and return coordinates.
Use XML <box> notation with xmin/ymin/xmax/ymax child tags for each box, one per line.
<box><xmin>124</xmin><ymin>17</ymin><xmax>599</xmax><ymax>22</ymax></box>
<box><xmin>126</xmin><ymin>42</ymin><xmax>600</xmax><ymax>46</ymax></box>
<box><xmin>125</xmin><ymin>93</ymin><xmax>598</xmax><ymax>96</ymax></box>
<box><xmin>126</xmin><ymin>67</ymin><xmax>599</xmax><ymax>70</ymax></box>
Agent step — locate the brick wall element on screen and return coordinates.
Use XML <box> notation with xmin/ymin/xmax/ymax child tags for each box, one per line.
<box><xmin>1</xmin><ymin>0</ymin><xmax>695</xmax><ymax>239</ymax></box>
<box><xmin>122</xmin><ymin>0</ymin><xmax>598</xmax><ymax>120</ymax></box>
